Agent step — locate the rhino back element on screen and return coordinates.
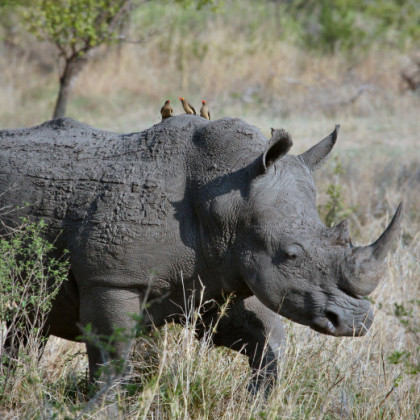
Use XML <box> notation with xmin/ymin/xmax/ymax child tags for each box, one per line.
<box><xmin>0</xmin><ymin>117</ymin><xmax>208</xmax><ymax>277</ymax></box>
<box><xmin>0</xmin><ymin>115</ymin><xmax>270</xmax><ymax>295</ymax></box>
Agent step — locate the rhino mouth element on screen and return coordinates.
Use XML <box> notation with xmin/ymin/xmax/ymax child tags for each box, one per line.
<box><xmin>311</xmin><ymin>316</ymin><xmax>339</xmax><ymax>336</ymax></box>
<box><xmin>310</xmin><ymin>307</ymin><xmax>373</xmax><ymax>337</ymax></box>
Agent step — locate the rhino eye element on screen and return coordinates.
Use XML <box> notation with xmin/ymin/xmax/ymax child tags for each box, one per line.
<box><xmin>284</xmin><ymin>244</ymin><xmax>304</xmax><ymax>260</ymax></box>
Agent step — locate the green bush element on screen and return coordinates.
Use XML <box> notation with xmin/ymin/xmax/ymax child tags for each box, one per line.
<box><xmin>286</xmin><ymin>0</ymin><xmax>420</xmax><ymax>53</ymax></box>
<box><xmin>318</xmin><ymin>155</ymin><xmax>354</xmax><ymax>227</ymax></box>
<box><xmin>0</xmin><ymin>218</ymin><xmax>69</xmax><ymax>403</ymax></box>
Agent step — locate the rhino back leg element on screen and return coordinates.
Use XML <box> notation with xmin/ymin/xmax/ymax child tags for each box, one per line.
<box><xmin>78</xmin><ymin>285</ymin><xmax>142</xmax><ymax>382</ymax></box>
<box><xmin>198</xmin><ymin>296</ymin><xmax>284</xmax><ymax>394</ymax></box>
<box><xmin>46</xmin><ymin>269</ymin><xmax>81</xmax><ymax>340</ymax></box>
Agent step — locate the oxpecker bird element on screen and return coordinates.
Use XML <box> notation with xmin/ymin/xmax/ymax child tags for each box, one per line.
<box><xmin>179</xmin><ymin>97</ymin><xmax>196</xmax><ymax>115</ymax></box>
<box><xmin>200</xmin><ymin>100</ymin><xmax>211</xmax><ymax>120</ymax></box>
<box><xmin>160</xmin><ymin>100</ymin><xmax>173</xmax><ymax>120</ymax></box>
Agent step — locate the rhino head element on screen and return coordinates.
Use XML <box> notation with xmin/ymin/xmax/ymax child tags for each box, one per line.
<box><xmin>195</xmin><ymin>122</ymin><xmax>402</xmax><ymax>337</ymax></box>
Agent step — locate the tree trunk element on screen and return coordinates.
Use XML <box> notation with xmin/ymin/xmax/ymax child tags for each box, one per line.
<box><xmin>52</xmin><ymin>55</ymin><xmax>87</xmax><ymax>119</ymax></box>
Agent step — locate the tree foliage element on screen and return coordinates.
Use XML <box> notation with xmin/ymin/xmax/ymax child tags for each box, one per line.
<box><xmin>287</xmin><ymin>0</ymin><xmax>420</xmax><ymax>53</ymax></box>
<box><xmin>22</xmin><ymin>0</ymin><xmax>132</xmax><ymax>57</ymax></box>
<box><xmin>174</xmin><ymin>0</ymin><xmax>221</xmax><ymax>10</ymax></box>
<box><xmin>12</xmin><ymin>0</ymin><xmax>220</xmax><ymax>118</ymax></box>
<box><xmin>365</xmin><ymin>0</ymin><xmax>420</xmax><ymax>43</ymax></box>
<box><xmin>19</xmin><ymin>0</ymin><xmax>134</xmax><ymax>118</ymax></box>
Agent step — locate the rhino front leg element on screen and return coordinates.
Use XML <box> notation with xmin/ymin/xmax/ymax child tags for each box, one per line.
<box><xmin>199</xmin><ymin>296</ymin><xmax>284</xmax><ymax>394</ymax></box>
<box><xmin>79</xmin><ymin>286</ymin><xmax>142</xmax><ymax>383</ymax></box>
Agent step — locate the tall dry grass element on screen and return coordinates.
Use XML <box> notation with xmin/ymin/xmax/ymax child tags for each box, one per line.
<box><xmin>0</xmin><ymin>1</ymin><xmax>419</xmax><ymax>418</ymax></box>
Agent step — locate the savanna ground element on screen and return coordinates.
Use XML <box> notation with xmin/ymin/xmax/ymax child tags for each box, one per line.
<box><xmin>0</xmin><ymin>1</ymin><xmax>419</xmax><ymax>418</ymax></box>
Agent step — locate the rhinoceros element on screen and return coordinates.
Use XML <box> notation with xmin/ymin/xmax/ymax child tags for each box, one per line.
<box><xmin>0</xmin><ymin>115</ymin><xmax>402</xmax><ymax>389</ymax></box>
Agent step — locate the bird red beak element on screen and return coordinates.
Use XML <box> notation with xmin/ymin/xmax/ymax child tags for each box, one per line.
<box><xmin>179</xmin><ymin>97</ymin><xmax>183</xmax><ymax>100</ymax></box>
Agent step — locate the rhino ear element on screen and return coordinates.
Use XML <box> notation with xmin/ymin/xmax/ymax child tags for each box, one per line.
<box><xmin>299</xmin><ymin>125</ymin><xmax>340</xmax><ymax>171</ymax></box>
<box><xmin>262</xmin><ymin>128</ymin><xmax>293</xmax><ymax>171</ymax></box>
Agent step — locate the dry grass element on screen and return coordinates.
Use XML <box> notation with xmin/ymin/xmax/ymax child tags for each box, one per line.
<box><xmin>0</xmin><ymin>1</ymin><xmax>419</xmax><ymax>418</ymax></box>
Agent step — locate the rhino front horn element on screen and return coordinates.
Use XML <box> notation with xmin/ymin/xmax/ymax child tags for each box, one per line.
<box><xmin>345</xmin><ymin>203</ymin><xmax>403</xmax><ymax>296</ymax></box>
<box><xmin>369</xmin><ymin>202</ymin><xmax>403</xmax><ymax>261</ymax></box>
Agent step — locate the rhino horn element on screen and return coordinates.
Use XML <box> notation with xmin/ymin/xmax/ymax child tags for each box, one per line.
<box><xmin>332</xmin><ymin>219</ymin><xmax>351</xmax><ymax>245</ymax></box>
<box><xmin>345</xmin><ymin>203</ymin><xmax>403</xmax><ymax>296</ymax></box>
<box><xmin>367</xmin><ymin>202</ymin><xmax>403</xmax><ymax>261</ymax></box>
<box><xmin>299</xmin><ymin>125</ymin><xmax>340</xmax><ymax>171</ymax></box>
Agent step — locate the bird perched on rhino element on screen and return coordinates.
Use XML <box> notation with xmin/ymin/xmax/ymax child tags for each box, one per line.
<box><xmin>200</xmin><ymin>100</ymin><xmax>211</xmax><ymax>120</ymax></box>
<box><xmin>160</xmin><ymin>100</ymin><xmax>173</xmax><ymax>120</ymax></box>
<box><xmin>179</xmin><ymin>97</ymin><xmax>196</xmax><ymax>115</ymax></box>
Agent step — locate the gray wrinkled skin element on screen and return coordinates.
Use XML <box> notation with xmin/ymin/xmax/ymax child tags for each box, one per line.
<box><xmin>0</xmin><ymin>115</ymin><xmax>401</xmax><ymax>389</ymax></box>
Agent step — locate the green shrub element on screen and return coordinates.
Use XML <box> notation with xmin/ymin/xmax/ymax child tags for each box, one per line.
<box><xmin>0</xmin><ymin>218</ymin><xmax>69</xmax><ymax>403</ymax></box>
<box><xmin>318</xmin><ymin>155</ymin><xmax>354</xmax><ymax>227</ymax></box>
<box><xmin>287</xmin><ymin>0</ymin><xmax>420</xmax><ymax>53</ymax></box>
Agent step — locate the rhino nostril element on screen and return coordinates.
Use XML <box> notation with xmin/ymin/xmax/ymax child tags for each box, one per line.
<box><xmin>325</xmin><ymin>310</ymin><xmax>340</xmax><ymax>329</ymax></box>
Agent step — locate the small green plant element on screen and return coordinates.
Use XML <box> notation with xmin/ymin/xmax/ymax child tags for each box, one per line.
<box><xmin>386</xmin><ymin>299</ymin><xmax>420</xmax><ymax>382</ymax></box>
<box><xmin>0</xmin><ymin>218</ymin><xmax>69</xmax><ymax>403</ymax></box>
<box><xmin>319</xmin><ymin>155</ymin><xmax>354</xmax><ymax>227</ymax></box>
<box><xmin>393</xmin><ymin>300</ymin><xmax>420</xmax><ymax>338</ymax></box>
<box><xmin>387</xmin><ymin>349</ymin><xmax>419</xmax><ymax>376</ymax></box>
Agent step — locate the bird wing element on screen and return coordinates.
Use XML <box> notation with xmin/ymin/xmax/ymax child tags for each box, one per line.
<box><xmin>189</xmin><ymin>102</ymin><xmax>197</xmax><ymax>115</ymax></box>
<box><xmin>208</xmin><ymin>109</ymin><xmax>211</xmax><ymax>120</ymax></box>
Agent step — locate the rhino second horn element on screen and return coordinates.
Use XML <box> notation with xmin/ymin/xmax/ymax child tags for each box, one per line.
<box><xmin>333</xmin><ymin>219</ymin><xmax>351</xmax><ymax>245</ymax></box>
